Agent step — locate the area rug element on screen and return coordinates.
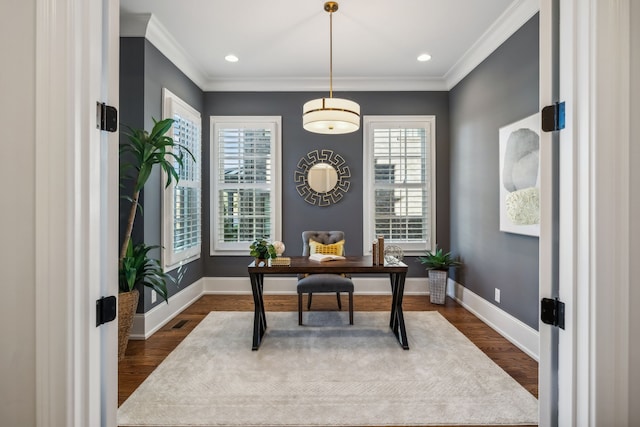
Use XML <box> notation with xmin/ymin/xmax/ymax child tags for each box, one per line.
<box><xmin>118</xmin><ymin>311</ymin><xmax>538</xmax><ymax>426</ymax></box>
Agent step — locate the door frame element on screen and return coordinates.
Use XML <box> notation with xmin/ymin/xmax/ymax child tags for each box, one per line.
<box><xmin>34</xmin><ymin>0</ymin><xmax>119</xmax><ymax>425</ymax></box>
<box><xmin>34</xmin><ymin>0</ymin><xmax>633</xmax><ymax>425</ymax></box>
<box><xmin>540</xmin><ymin>0</ymin><xmax>632</xmax><ymax>426</ymax></box>
<box><xmin>537</xmin><ymin>1</ymin><xmax>559</xmax><ymax>425</ymax></box>
<box><xmin>566</xmin><ymin>0</ymin><xmax>631</xmax><ymax>425</ymax></box>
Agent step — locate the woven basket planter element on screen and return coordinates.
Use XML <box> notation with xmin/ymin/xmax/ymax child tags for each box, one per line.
<box><xmin>118</xmin><ymin>289</ymin><xmax>139</xmax><ymax>361</ymax></box>
<box><xmin>428</xmin><ymin>270</ymin><xmax>448</xmax><ymax>305</ymax></box>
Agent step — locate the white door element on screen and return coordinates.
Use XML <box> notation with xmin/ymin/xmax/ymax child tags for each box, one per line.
<box><xmin>538</xmin><ymin>1</ymin><xmax>560</xmax><ymax>425</ymax></box>
<box><xmin>34</xmin><ymin>0</ymin><xmax>119</xmax><ymax>425</ymax></box>
<box><xmin>100</xmin><ymin>1</ymin><xmax>121</xmax><ymax>425</ymax></box>
<box><xmin>541</xmin><ymin>1</ymin><xmax>633</xmax><ymax>426</ymax></box>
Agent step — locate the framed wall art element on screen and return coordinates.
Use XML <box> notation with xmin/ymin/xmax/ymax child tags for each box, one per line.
<box><xmin>499</xmin><ymin>113</ymin><xmax>540</xmax><ymax>237</ymax></box>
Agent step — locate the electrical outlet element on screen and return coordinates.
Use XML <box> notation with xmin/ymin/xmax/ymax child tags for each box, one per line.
<box><xmin>494</xmin><ymin>288</ymin><xmax>501</xmax><ymax>303</ymax></box>
<box><xmin>151</xmin><ymin>289</ymin><xmax>157</xmax><ymax>304</ymax></box>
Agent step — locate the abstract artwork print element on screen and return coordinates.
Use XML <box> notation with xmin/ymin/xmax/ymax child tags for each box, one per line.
<box><xmin>499</xmin><ymin>113</ymin><xmax>540</xmax><ymax>237</ymax></box>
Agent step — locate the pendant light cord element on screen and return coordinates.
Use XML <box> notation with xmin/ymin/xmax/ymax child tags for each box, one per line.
<box><xmin>329</xmin><ymin>9</ymin><xmax>333</xmax><ymax>98</ymax></box>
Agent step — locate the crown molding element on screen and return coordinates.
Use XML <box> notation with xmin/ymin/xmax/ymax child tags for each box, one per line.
<box><xmin>120</xmin><ymin>12</ymin><xmax>151</xmax><ymax>37</ymax></box>
<box><xmin>200</xmin><ymin>76</ymin><xmax>449</xmax><ymax>92</ymax></box>
<box><xmin>120</xmin><ymin>13</ymin><xmax>208</xmax><ymax>89</ymax></box>
<box><xmin>121</xmin><ymin>0</ymin><xmax>539</xmax><ymax>93</ymax></box>
<box><xmin>444</xmin><ymin>0</ymin><xmax>540</xmax><ymax>90</ymax></box>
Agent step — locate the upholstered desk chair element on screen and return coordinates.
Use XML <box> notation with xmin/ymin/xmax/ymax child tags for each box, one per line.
<box><xmin>297</xmin><ymin>231</ymin><xmax>354</xmax><ymax>325</ymax></box>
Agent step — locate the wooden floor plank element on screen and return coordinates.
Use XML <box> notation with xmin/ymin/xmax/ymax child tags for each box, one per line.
<box><xmin>118</xmin><ymin>294</ymin><xmax>538</xmax><ymax>427</ymax></box>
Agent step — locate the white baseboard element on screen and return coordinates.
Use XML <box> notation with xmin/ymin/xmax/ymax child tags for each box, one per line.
<box><xmin>130</xmin><ymin>277</ymin><xmax>427</xmax><ymax>339</ymax></box>
<box><xmin>447</xmin><ymin>279</ymin><xmax>539</xmax><ymax>361</ymax></box>
<box><xmin>202</xmin><ymin>276</ymin><xmax>429</xmax><ymax>296</ymax></box>
<box><xmin>130</xmin><ymin>276</ymin><xmax>540</xmax><ymax>363</ymax></box>
<box><xmin>129</xmin><ymin>278</ymin><xmax>205</xmax><ymax>340</ymax></box>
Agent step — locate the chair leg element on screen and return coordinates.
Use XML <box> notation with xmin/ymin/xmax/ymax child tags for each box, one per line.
<box><xmin>307</xmin><ymin>293</ymin><xmax>313</xmax><ymax>310</ymax></box>
<box><xmin>348</xmin><ymin>291</ymin><xmax>353</xmax><ymax>325</ymax></box>
<box><xmin>298</xmin><ymin>293</ymin><xmax>303</xmax><ymax>325</ymax></box>
<box><xmin>336</xmin><ymin>292</ymin><xmax>342</xmax><ymax>310</ymax></box>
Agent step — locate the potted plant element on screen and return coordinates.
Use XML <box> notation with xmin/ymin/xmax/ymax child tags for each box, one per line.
<box><xmin>249</xmin><ymin>238</ymin><xmax>277</xmax><ymax>266</ymax></box>
<box><xmin>418</xmin><ymin>246</ymin><xmax>462</xmax><ymax>305</ymax></box>
<box><xmin>118</xmin><ymin>117</ymin><xmax>193</xmax><ymax>360</ymax></box>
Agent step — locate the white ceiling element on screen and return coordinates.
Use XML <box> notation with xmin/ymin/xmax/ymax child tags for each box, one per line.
<box><xmin>119</xmin><ymin>0</ymin><xmax>538</xmax><ymax>91</ymax></box>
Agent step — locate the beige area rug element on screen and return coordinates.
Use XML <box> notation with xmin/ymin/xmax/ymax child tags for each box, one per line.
<box><xmin>118</xmin><ymin>311</ymin><xmax>538</xmax><ymax>426</ymax></box>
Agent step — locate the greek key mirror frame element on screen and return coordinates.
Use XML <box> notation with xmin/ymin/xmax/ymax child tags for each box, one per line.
<box><xmin>294</xmin><ymin>149</ymin><xmax>351</xmax><ymax>206</ymax></box>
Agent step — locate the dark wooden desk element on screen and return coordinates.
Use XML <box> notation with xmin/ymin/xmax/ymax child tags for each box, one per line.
<box><xmin>248</xmin><ymin>256</ymin><xmax>409</xmax><ymax>350</ymax></box>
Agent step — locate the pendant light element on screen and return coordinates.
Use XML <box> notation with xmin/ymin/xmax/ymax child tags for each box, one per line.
<box><xmin>303</xmin><ymin>1</ymin><xmax>360</xmax><ymax>134</ymax></box>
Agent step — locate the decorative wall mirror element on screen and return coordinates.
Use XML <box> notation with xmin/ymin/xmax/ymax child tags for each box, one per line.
<box><xmin>294</xmin><ymin>149</ymin><xmax>351</xmax><ymax>206</ymax></box>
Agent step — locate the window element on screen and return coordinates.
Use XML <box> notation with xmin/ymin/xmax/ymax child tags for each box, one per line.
<box><xmin>162</xmin><ymin>89</ymin><xmax>202</xmax><ymax>271</ymax></box>
<box><xmin>210</xmin><ymin>116</ymin><xmax>281</xmax><ymax>255</ymax></box>
<box><xmin>363</xmin><ymin>116</ymin><xmax>436</xmax><ymax>255</ymax></box>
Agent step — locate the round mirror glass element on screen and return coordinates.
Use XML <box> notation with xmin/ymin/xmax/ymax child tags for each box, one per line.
<box><xmin>307</xmin><ymin>163</ymin><xmax>338</xmax><ymax>193</ymax></box>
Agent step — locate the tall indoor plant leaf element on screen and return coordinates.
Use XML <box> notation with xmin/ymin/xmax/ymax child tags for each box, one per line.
<box><xmin>118</xmin><ymin>241</ymin><xmax>171</xmax><ymax>300</ymax></box>
<box><xmin>119</xmin><ymin>117</ymin><xmax>195</xmax><ymax>301</ymax></box>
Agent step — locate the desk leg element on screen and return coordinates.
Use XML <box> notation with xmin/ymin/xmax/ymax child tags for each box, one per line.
<box><xmin>389</xmin><ymin>274</ymin><xmax>398</xmax><ymax>330</ymax></box>
<box><xmin>389</xmin><ymin>272</ymin><xmax>409</xmax><ymax>350</ymax></box>
<box><xmin>249</xmin><ymin>272</ymin><xmax>267</xmax><ymax>350</ymax></box>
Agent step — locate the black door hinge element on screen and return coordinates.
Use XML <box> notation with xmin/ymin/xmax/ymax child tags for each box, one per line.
<box><xmin>541</xmin><ymin>101</ymin><xmax>565</xmax><ymax>132</ymax></box>
<box><xmin>541</xmin><ymin>297</ymin><xmax>565</xmax><ymax>329</ymax></box>
<box><xmin>96</xmin><ymin>296</ymin><xmax>117</xmax><ymax>326</ymax></box>
<box><xmin>97</xmin><ymin>102</ymin><xmax>118</xmax><ymax>132</ymax></box>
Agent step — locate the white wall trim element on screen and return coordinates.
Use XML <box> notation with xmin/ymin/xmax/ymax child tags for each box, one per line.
<box><xmin>131</xmin><ymin>276</ymin><xmax>541</xmax><ymax>365</ymax></box>
<box><xmin>445</xmin><ymin>0</ymin><xmax>540</xmax><ymax>89</ymax></box>
<box><xmin>120</xmin><ymin>13</ymin><xmax>208</xmax><ymax>89</ymax></box>
<box><xmin>120</xmin><ymin>2</ymin><xmax>538</xmax><ymax>92</ymax></box>
<box><xmin>35</xmin><ymin>1</ymin><xmax>74</xmax><ymax>424</ymax></box>
<box><xmin>202</xmin><ymin>276</ymin><xmax>429</xmax><ymax>296</ymax></box>
<box><xmin>130</xmin><ymin>277</ymin><xmax>429</xmax><ymax>339</ymax></box>
<box><xmin>201</xmin><ymin>77</ymin><xmax>449</xmax><ymax>92</ymax></box>
<box><xmin>35</xmin><ymin>0</ymin><xmax>114</xmax><ymax>425</ymax></box>
<box><xmin>588</xmin><ymin>1</ymin><xmax>631</xmax><ymax>424</ymax></box>
<box><xmin>629</xmin><ymin>2</ymin><xmax>640</xmax><ymax>425</ymax></box>
<box><xmin>537</xmin><ymin>1</ymin><xmax>558</xmax><ymax>424</ymax></box>
<box><xmin>130</xmin><ymin>279</ymin><xmax>205</xmax><ymax>340</ymax></box>
<box><xmin>447</xmin><ymin>279</ymin><xmax>540</xmax><ymax>361</ymax></box>
<box><xmin>102</xmin><ymin>1</ymin><xmax>121</xmax><ymax>426</ymax></box>
<box><xmin>119</xmin><ymin>12</ymin><xmax>151</xmax><ymax>37</ymax></box>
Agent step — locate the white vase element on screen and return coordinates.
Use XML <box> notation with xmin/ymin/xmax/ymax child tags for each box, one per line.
<box><xmin>428</xmin><ymin>270</ymin><xmax>448</xmax><ymax>304</ymax></box>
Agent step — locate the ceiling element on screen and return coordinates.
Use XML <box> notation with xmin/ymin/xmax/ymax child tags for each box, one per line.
<box><xmin>119</xmin><ymin>0</ymin><xmax>538</xmax><ymax>92</ymax></box>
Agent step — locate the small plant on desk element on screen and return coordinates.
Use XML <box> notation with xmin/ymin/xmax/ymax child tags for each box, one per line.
<box><xmin>250</xmin><ymin>238</ymin><xmax>277</xmax><ymax>266</ymax></box>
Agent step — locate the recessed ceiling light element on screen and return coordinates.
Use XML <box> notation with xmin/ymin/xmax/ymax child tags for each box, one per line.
<box><xmin>225</xmin><ymin>54</ymin><xmax>239</xmax><ymax>63</ymax></box>
<box><xmin>417</xmin><ymin>53</ymin><xmax>432</xmax><ymax>62</ymax></box>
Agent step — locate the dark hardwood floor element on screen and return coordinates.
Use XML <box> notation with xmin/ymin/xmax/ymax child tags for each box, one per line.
<box><xmin>119</xmin><ymin>294</ymin><xmax>538</xmax><ymax>427</ymax></box>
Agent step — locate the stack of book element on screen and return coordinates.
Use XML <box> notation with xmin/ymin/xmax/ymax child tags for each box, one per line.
<box><xmin>269</xmin><ymin>257</ymin><xmax>291</xmax><ymax>266</ymax></box>
<box><xmin>372</xmin><ymin>235</ymin><xmax>385</xmax><ymax>265</ymax></box>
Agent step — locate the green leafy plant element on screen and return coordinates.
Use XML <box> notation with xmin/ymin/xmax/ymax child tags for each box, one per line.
<box><xmin>118</xmin><ymin>118</ymin><xmax>194</xmax><ymax>300</ymax></box>
<box><xmin>119</xmin><ymin>241</ymin><xmax>173</xmax><ymax>301</ymax></box>
<box><xmin>249</xmin><ymin>238</ymin><xmax>277</xmax><ymax>260</ymax></box>
<box><xmin>418</xmin><ymin>246</ymin><xmax>462</xmax><ymax>271</ymax></box>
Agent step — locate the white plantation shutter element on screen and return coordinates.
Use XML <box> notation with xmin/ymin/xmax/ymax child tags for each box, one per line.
<box><xmin>363</xmin><ymin>116</ymin><xmax>436</xmax><ymax>254</ymax></box>
<box><xmin>210</xmin><ymin>117</ymin><xmax>281</xmax><ymax>254</ymax></box>
<box><xmin>162</xmin><ymin>89</ymin><xmax>202</xmax><ymax>270</ymax></box>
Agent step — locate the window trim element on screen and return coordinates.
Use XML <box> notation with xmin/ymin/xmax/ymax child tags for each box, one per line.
<box><xmin>161</xmin><ymin>88</ymin><xmax>202</xmax><ymax>271</ymax></box>
<box><xmin>362</xmin><ymin>115</ymin><xmax>436</xmax><ymax>256</ymax></box>
<box><xmin>209</xmin><ymin>116</ymin><xmax>282</xmax><ymax>256</ymax></box>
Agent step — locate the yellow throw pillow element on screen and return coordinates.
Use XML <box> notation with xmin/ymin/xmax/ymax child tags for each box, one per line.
<box><xmin>309</xmin><ymin>239</ymin><xmax>345</xmax><ymax>256</ymax></box>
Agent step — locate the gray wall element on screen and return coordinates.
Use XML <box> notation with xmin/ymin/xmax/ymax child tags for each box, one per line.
<box><xmin>120</xmin><ymin>38</ymin><xmax>205</xmax><ymax>312</ymax></box>
<box><xmin>202</xmin><ymin>91</ymin><xmax>450</xmax><ymax>277</ymax></box>
<box><xmin>449</xmin><ymin>15</ymin><xmax>539</xmax><ymax>329</ymax></box>
<box><xmin>119</xmin><ymin>38</ymin><xmax>145</xmax><ymax>247</ymax></box>
<box><xmin>120</xmin><ymin>15</ymin><xmax>539</xmax><ymax>327</ymax></box>
<box><xmin>0</xmin><ymin>1</ymin><xmax>36</xmax><ymax>425</ymax></box>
